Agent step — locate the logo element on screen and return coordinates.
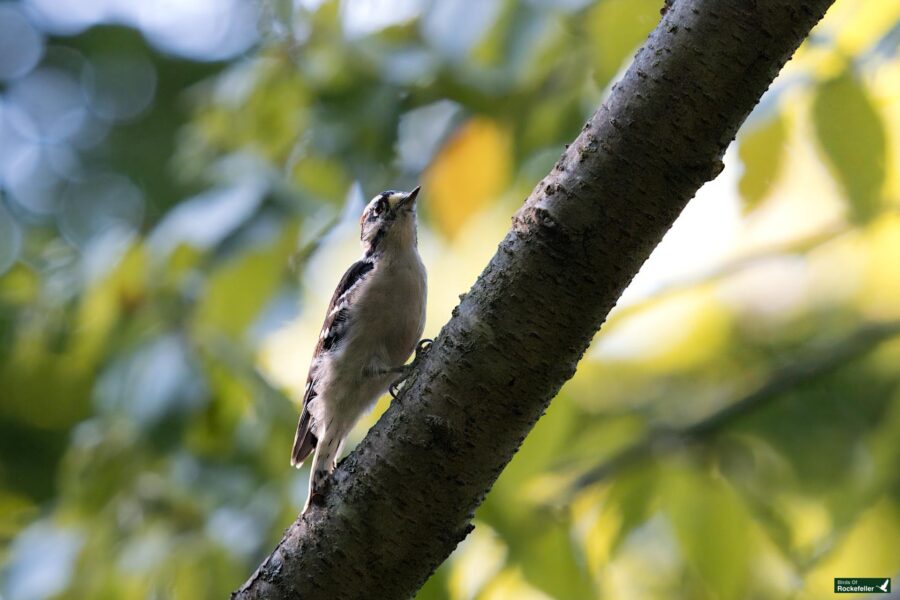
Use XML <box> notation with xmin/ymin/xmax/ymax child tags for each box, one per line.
<box><xmin>834</xmin><ymin>578</ymin><xmax>891</xmax><ymax>593</ymax></box>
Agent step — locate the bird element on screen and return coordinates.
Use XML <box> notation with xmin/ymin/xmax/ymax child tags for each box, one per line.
<box><xmin>291</xmin><ymin>186</ymin><xmax>428</xmax><ymax>512</ymax></box>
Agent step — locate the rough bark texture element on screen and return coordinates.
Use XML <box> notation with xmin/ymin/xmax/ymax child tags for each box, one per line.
<box><xmin>234</xmin><ymin>1</ymin><xmax>835</xmax><ymax>598</ymax></box>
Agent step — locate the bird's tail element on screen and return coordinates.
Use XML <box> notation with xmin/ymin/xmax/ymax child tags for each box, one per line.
<box><xmin>291</xmin><ymin>407</ymin><xmax>317</xmax><ymax>468</ymax></box>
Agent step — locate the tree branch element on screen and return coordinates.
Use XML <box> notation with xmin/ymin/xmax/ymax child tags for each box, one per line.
<box><xmin>607</xmin><ymin>206</ymin><xmax>900</xmax><ymax>330</ymax></box>
<box><xmin>566</xmin><ymin>320</ymin><xmax>900</xmax><ymax>496</ymax></box>
<box><xmin>607</xmin><ymin>220</ymin><xmax>849</xmax><ymax>326</ymax></box>
<box><xmin>234</xmin><ymin>1</ymin><xmax>836</xmax><ymax>598</ymax></box>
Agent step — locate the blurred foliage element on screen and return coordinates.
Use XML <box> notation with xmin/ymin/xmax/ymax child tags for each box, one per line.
<box><xmin>1</xmin><ymin>1</ymin><xmax>900</xmax><ymax>599</ymax></box>
<box><xmin>737</xmin><ymin>114</ymin><xmax>787</xmax><ymax>215</ymax></box>
<box><xmin>812</xmin><ymin>68</ymin><xmax>887</xmax><ymax>223</ymax></box>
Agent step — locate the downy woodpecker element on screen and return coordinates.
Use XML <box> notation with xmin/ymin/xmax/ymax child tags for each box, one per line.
<box><xmin>291</xmin><ymin>186</ymin><xmax>427</xmax><ymax>511</ymax></box>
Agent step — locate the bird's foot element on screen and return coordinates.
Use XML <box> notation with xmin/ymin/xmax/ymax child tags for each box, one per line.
<box><xmin>302</xmin><ymin>470</ymin><xmax>332</xmax><ymax>514</ymax></box>
<box><xmin>388</xmin><ymin>376</ymin><xmax>405</xmax><ymax>399</ymax></box>
<box><xmin>389</xmin><ymin>339</ymin><xmax>433</xmax><ymax>399</ymax></box>
<box><xmin>414</xmin><ymin>338</ymin><xmax>434</xmax><ymax>361</ymax></box>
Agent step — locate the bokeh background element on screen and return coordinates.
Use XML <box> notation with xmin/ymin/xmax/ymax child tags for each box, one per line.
<box><xmin>1</xmin><ymin>0</ymin><xmax>899</xmax><ymax>598</ymax></box>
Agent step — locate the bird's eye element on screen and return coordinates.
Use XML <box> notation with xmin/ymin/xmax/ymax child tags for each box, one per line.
<box><xmin>373</xmin><ymin>199</ymin><xmax>386</xmax><ymax>216</ymax></box>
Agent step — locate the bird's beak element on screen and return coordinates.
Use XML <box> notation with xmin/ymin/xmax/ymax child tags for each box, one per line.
<box><xmin>400</xmin><ymin>186</ymin><xmax>420</xmax><ymax>208</ymax></box>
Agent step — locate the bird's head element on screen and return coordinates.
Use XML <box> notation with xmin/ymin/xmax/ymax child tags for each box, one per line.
<box><xmin>360</xmin><ymin>186</ymin><xmax>420</xmax><ymax>255</ymax></box>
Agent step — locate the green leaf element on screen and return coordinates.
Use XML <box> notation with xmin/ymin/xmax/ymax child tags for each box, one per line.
<box><xmin>812</xmin><ymin>69</ymin><xmax>886</xmax><ymax>223</ymax></box>
<box><xmin>475</xmin><ymin>398</ymin><xmax>595</xmax><ymax>598</ymax></box>
<box><xmin>586</xmin><ymin>0</ymin><xmax>660</xmax><ymax>87</ymax></box>
<box><xmin>738</xmin><ymin>113</ymin><xmax>787</xmax><ymax>213</ymax></box>
<box><xmin>516</xmin><ymin>524</ymin><xmax>594</xmax><ymax>599</ymax></box>
<box><xmin>194</xmin><ymin>223</ymin><xmax>297</xmax><ymax>338</ymax></box>
<box><xmin>662</xmin><ymin>466</ymin><xmax>752</xmax><ymax>600</ymax></box>
<box><xmin>606</xmin><ymin>464</ymin><xmax>658</xmax><ymax>555</ymax></box>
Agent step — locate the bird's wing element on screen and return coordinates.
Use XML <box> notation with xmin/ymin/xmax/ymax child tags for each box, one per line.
<box><xmin>290</xmin><ymin>258</ymin><xmax>375</xmax><ymax>467</ymax></box>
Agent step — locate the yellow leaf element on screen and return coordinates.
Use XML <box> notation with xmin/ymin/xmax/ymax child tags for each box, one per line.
<box><xmin>802</xmin><ymin>499</ymin><xmax>900</xmax><ymax>599</ymax></box>
<box><xmin>424</xmin><ymin>118</ymin><xmax>511</xmax><ymax>238</ymax></box>
<box><xmin>449</xmin><ymin>524</ymin><xmax>507</xmax><ymax>600</ymax></box>
<box><xmin>860</xmin><ymin>213</ymin><xmax>900</xmax><ymax>319</ymax></box>
<box><xmin>738</xmin><ymin>113</ymin><xmax>788</xmax><ymax>214</ymax></box>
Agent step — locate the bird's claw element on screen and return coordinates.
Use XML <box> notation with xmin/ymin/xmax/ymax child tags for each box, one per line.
<box><xmin>415</xmin><ymin>338</ymin><xmax>433</xmax><ymax>358</ymax></box>
<box><xmin>303</xmin><ymin>476</ymin><xmax>331</xmax><ymax>514</ymax></box>
<box><xmin>389</xmin><ymin>339</ymin><xmax>434</xmax><ymax>399</ymax></box>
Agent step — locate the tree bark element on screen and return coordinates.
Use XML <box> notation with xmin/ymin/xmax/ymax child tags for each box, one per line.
<box><xmin>234</xmin><ymin>1</ymin><xmax>835</xmax><ymax>598</ymax></box>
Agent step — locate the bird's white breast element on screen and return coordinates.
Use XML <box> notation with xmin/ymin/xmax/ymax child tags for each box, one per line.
<box><xmin>350</xmin><ymin>249</ymin><xmax>427</xmax><ymax>368</ymax></box>
<box><xmin>311</xmin><ymin>248</ymin><xmax>426</xmax><ymax>434</ymax></box>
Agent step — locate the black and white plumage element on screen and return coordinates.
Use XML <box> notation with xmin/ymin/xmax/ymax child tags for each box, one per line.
<box><xmin>291</xmin><ymin>187</ymin><xmax>427</xmax><ymax>511</ymax></box>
